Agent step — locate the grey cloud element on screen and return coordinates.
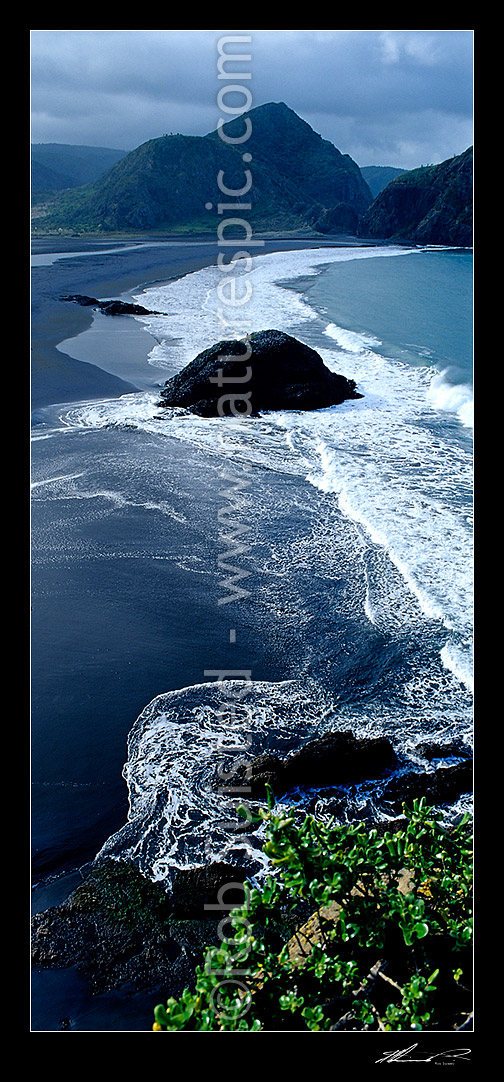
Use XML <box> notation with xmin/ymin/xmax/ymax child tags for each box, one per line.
<box><xmin>30</xmin><ymin>29</ymin><xmax>473</xmax><ymax>169</ymax></box>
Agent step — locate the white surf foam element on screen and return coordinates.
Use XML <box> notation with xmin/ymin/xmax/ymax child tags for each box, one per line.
<box><xmin>131</xmin><ymin>245</ymin><xmax>416</xmax><ymax>377</ymax></box>
<box><xmin>95</xmin><ymin>677</ymin><xmax>335</xmax><ymax>886</ymax></box>
<box><xmin>95</xmin><ymin>670</ymin><xmax>471</xmax><ymax>887</ymax></box>
<box><xmin>323</xmin><ymin>321</ymin><xmax>382</xmax><ymax>352</ymax></box>
<box><xmin>55</xmin><ymin>245</ymin><xmax>473</xmax><ymax>691</ymax></box>
<box><xmin>426</xmin><ymin>369</ymin><xmax>474</xmax><ymax>428</ymax></box>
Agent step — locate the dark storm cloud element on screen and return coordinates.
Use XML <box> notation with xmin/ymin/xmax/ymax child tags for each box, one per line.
<box><xmin>30</xmin><ymin>30</ymin><xmax>473</xmax><ymax>169</ymax></box>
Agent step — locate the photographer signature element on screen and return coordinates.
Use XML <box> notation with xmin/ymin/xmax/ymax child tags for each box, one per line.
<box><xmin>376</xmin><ymin>1044</ymin><xmax>471</xmax><ymax>1064</ymax></box>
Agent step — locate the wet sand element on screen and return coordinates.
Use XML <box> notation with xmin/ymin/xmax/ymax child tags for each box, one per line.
<box><xmin>31</xmin><ymin>239</ymin><xmax>221</xmax><ymax>408</ymax></box>
<box><xmin>31</xmin><ymin>235</ymin><xmax>364</xmax><ymax>410</ymax></box>
<box><xmin>30</xmin><ymin>231</ymin><xmax>373</xmax><ymax>1032</ymax></box>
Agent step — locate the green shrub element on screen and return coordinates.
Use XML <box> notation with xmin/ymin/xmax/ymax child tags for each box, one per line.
<box><xmin>152</xmin><ymin>795</ymin><xmax>472</xmax><ymax>1031</ymax></box>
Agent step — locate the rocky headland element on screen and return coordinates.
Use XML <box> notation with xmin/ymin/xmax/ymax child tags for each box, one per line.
<box><xmin>357</xmin><ymin>147</ymin><xmax>473</xmax><ymax>246</ymax></box>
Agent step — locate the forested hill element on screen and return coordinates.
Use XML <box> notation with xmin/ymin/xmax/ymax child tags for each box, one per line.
<box><xmin>358</xmin><ymin>148</ymin><xmax>473</xmax><ymax>246</ymax></box>
<box><xmin>31</xmin><ymin>103</ymin><xmax>372</xmax><ymax>235</ymax></box>
<box><xmin>31</xmin><ymin>144</ymin><xmax>127</xmax><ymax>194</ymax></box>
<box><xmin>31</xmin><ymin>110</ymin><xmax>472</xmax><ymax>247</ymax></box>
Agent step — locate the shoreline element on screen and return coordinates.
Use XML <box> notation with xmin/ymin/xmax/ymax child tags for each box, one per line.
<box><xmin>30</xmin><ymin>234</ymin><xmax>473</xmax><ymax>1033</ymax></box>
<box><xmin>31</xmin><ymin>235</ymin><xmax>381</xmax><ymax>411</ymax></box>
<box><xmin>31</xmin><ymin>240</ymin><xmax>224</xmax><ymax>410</ymax></box>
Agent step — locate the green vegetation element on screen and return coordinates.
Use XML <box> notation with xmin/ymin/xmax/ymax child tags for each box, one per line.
<box><xmin>152</xmin><ymin>795</ymin><xmax>472</xmax><ymax>1031</ymax></box>
<box><xmin>32</xmin><ymin>103</ymin><xmax>372</xmax><ymax>236</ymax></box>
<box><xmin>31</xmin><ymin>143</ymin><xmax>127</xmax><ymax>194</ymax></box>
<box><xmin>358</xmin><ymin>147</ymin><xmax>473</xmax><ymax>245</ymax></box>
<box><xmin>360</xmin><ymin>165</ymin><xmax>408</xmax><ymax>200</ymax></box>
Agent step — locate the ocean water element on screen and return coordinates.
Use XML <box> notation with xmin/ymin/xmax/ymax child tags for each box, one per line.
<box><xmin>31</xmin><ymin>245</ymin><xmax>473</xmax><ymax>896</ymax></box>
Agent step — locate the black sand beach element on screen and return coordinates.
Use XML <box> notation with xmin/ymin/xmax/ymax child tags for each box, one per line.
<box><xmin>31</xmin><ymin>235</ymin><xmax>357</xmax><ymax>409</ymax></box>
<box><xmin>31</xmin><ymin>234</ymin><xmax>362</xmax><ymax>1030</ymax></box>
<box><xmin>32</xmin><ymin>238</ymin><xmax>220</xmax><ymax>408</ymax></box>
<box><xmin>30</xmin><ymin>235</ymin><xmax>473</xmax><ymax>1033</ymax></box>
<box><xmin>33</xmin><ymin>233</ymin><xmax>355</xmax><ymax>868</ymax></box>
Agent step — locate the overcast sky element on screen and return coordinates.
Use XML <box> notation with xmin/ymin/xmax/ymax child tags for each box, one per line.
<box><xmin>30</xmin><ymin>29</ymin><xmax>473</xmax><ymax>170</ymax></box>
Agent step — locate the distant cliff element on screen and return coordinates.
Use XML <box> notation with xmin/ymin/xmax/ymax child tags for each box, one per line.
<box><xmin>359</xmin><ymin>166</ymin><xmax>407</xmax><ymax>199</ymax></box>
<box><xmin>358</xmin><ymin>148</ymin><xmax>473</xmax><ymax>246</ymax></box>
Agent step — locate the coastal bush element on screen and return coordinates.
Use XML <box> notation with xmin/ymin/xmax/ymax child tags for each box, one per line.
<box><xmin>152</xmin><ymin>795</ymin><xmax>472</xmax><ymax>1031</ymax></box>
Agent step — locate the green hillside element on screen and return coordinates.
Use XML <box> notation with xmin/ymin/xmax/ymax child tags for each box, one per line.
<box><xmin>358</xmin><ymin>148</ymin><xmax>473</xmax><ymax>246</ymax></box>
<box><xmin>32</xmin><ymin>103</ymin><xmax>372</xmax><ymax>236</ymax></box>
<box><xmin>360</xmin><ymin>165</ymin><xmax>408</xmax><ymax>199</ymax></box>
<box><xmin>31</xmin><ymin>108</ymin><xmax>472</xmax><ymax>246</ymax></box>
<box><xmin>31</xmin><ymin>144</ymin><xmax>127</xmax><ymax>194</ymax></box>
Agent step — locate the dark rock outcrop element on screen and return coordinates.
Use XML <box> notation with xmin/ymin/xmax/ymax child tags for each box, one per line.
<box><xmin>61</xmin><ymin>294</ymin><xmax>158</xmax><ymax>316</ymax></box>
<box><xmin>381</xmin><ymin>760</ymin><xmax>472</xmax><ymax>813</ymax></box>
<box><xmin>32</xmin><ymin>859</ymin><xmax>180</xmax><ymax>994</ymax></box>
<box><xmin>413</xmin><ymin>738</ymin><xmax>472</xmax><ymax>763</ymax></box>
<box><xmin>31</xmin><ymin>858</ymin><xmax>247</xmax><ymax>996</ymax></box>
<box><xmin>215</xmin><ymin>731</ymin><xmax>398</xmax><ymax>800</ymax></box>
<box><xmin>215</xmin><ymin>730</ymin><xmax>472</xmax><ymax>813</ymax></box>
<box><xmin>282</xmin><ymin>732</ymin><xmax>398</xmax><ymax>790</ymax></box>
<box><xmin>159</xmin><ymin>329</ymin><xmax>362</xmax><ymax>417</ymax></box>
<box><xmin>169</xmin><ymin>862</ymin><xmax>249</xmax><ymax>918</ymax></box>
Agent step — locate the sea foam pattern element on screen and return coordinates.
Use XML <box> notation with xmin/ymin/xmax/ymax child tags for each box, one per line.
<box><xmin>41</xmin><ymin>245</ymin><xmax>472</xmax><ymax>884</ymax></box>
<box><xmin>129</xmin><ymin>246</ymin><xmax>473</xmax><ymax>689</ymax></box>
<box><xmin>52</xmin><ymin>246</ymin><xmax>473</xmax><ymax>687</ymax></box>
<box><xmin>96</xmin><ymin>678</ymin><xmax>336</xmax><ymax>885</ymax></box>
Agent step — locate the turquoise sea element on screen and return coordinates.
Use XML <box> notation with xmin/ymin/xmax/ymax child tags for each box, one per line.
<box><xmin>302</xmin><ymin>248</ymin><xmax>472</xmax><ymax>385</ymax></box>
